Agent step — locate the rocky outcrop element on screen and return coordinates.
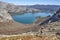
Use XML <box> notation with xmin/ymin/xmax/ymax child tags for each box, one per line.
<box><xmin>0</xmin><ymin>9</ymin><xmax>13</xmax><ymax>22</ymax></box>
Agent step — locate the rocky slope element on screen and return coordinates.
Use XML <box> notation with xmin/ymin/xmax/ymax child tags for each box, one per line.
<box><xmin>46</xmin><ymin>21</ymin><xmax>60</xmax><ymax>32</ymax></box>
<box><xmin>40</xmin><ymin>9</ymin><xmax>60</xmax><ymax>25</ymax></box>
<box><xmin>38</xmin><ymin>9</ymin><xmax>60</xmax><ymax>34</ymax></box>
<box><xmin>0</xmin><ymin>9</ymin><xmax>13</xmax><ymax>22</ymax></box>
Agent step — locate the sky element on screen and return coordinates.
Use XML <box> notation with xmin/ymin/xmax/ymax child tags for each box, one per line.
<box><xmin>0</xmin><ymin>0</ymin><xmax>60</xmax><ymax>5</ymax></box>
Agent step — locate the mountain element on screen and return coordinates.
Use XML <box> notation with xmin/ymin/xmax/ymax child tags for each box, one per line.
<box><xmin>0</xmin><ymin>1</ymin><xmax>60</xmax><ymax>15</ymax></box>
<box><xmin>40</xmin><ymin>9</ymin><xmax>60</xmax><ymax>25</ymax></box>
<box><xmin>0</xmin><ymin>1</ymin><xmax>40</xmax><ymax>15</ymax></box>
<box><xmin>27</xmin><ymin>4</ymin><xmax>60</xmax><ymax>13</ymax></box>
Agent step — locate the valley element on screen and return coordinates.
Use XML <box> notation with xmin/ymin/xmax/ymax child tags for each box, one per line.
<box><xmin>0</xmin><ymin>1</ymin><xmax>60</xmax><ymax>40</ymax></box>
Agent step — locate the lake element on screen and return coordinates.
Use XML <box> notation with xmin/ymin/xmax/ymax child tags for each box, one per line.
<box><xmin>12</xmin><ymin>12</ymin><xmax>53</xmax><ymax>24</ymax></box>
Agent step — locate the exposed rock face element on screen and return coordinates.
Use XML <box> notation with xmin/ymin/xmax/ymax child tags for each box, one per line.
<box><xmin>0</xmin><ymin>9</ymin><xmax>13</xmax><ymax>22</ymax></box>
<box><xmin>40</xmin><ymin>9</ymin><xmax>60</xmax><ymax>25</ymax></box>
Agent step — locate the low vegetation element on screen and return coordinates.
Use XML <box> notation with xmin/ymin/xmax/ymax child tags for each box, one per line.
<box><xmin>0</xmin><ymin>32</ymin><xmax>60</xmax><ymax>40</ymax></box>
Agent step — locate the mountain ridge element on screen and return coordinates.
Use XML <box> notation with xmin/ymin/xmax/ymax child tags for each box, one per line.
<box><xmin>40</xmin><ymin>9</ymin><xmax>60</xmax><ymax>25</ymax></box>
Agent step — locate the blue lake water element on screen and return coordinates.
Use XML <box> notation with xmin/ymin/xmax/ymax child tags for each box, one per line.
<box><xmin>12</xmin><ymin>12</ymin><xmax>53</xmax><ymax>24</ymax></box>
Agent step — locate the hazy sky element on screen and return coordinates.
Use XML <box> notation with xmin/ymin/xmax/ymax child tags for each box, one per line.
<box><xmin>0</xmin><ymin>0</ymin><xmax>60</xmax><ymax>5</ymax></box>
